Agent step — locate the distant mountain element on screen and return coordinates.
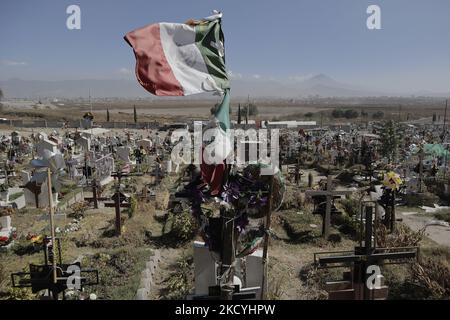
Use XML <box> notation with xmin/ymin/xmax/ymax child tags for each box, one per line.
<box><xmin>0</xmin><ymin>74</ymin><xmax>447</xmax><ymax>99</ymax></box>
<box><xmin>229</xmin><ymin>73</ymin><xmax>389</xmax><ymax>98</ymax></box>
<box><xmin>0</xmin><ymin>78</ymin><xmax>149</xmax><ymax>99</ymax></box>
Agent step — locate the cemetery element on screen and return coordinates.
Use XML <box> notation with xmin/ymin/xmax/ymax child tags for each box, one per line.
<box><xmin>0</xmin><ymin>104</ymin><xmax>449</xmax><ymax>301</ymax></box>
<box><xmin>0</xmin><ymin>6</ymin><xmax>449</xmax><ymax>303</ymax></box>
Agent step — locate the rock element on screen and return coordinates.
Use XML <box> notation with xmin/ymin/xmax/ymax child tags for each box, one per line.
<box><xmin>135</xmin><ymin>288</ymin><xmax>149</xmax><ymax>300</ymax></box>
<box><xmin>153</xmin><ymin>250</ymin><xmax>161</xmax><ymax>262</ymax></box>
<box><xmin>141</xmin><ymin>268</ymin><xmax>151</xmax><ymax>279</ymax></box>
<box><xmin>146</xmin><ymin>261</ymin><xmax>157</xmax><ymax>274</ymax></box>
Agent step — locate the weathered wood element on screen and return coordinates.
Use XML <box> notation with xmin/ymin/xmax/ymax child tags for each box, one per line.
<box><xmin>305</xmin><ymin>175</ymin><xmax>353</xmax><ymax>238</ymax></box>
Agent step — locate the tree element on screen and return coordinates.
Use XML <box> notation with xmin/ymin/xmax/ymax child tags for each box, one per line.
<box><xmin>372</xmin><ymin>111</ymin><xmax>384</xmax><ymax>119</ymax></box>
<box><xmin>241</xmin><ymin>103</ymin><xmax>258</xmax><ymax>117</ymax></box>
<box><xmin>344</xmin><ymin>109</ymin><xmax>359</xmax><ymax>119</ymax></box>
<box><xmin>332</xmin><ymin>109</ymin><xmax>344</xmax><ymax>118</ymax></box>
<box><xmin>133</xmin><ymin>105</ymin><xmax>137</xmax><ymax>123</ymax></box>
<box><xmin>304</xmin><ymin>112</ymin><xmax>313</xmax><ymax>118</ymax></box>
<box><xmin>106</xmin><ymin>108</ymin><xmax>110</xmax><ymax>122</ymax></box>
<box><xmin>237</xmin><ymin>103</ymin><xmax>241</xmax><ymax>124</ymax></box>
<box><xmin>380</xmin><ymin>120</ymin><xmax>399</xmax><ymax>163</ymax></box>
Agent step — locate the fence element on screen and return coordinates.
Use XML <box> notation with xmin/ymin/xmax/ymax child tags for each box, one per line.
<box><xmin>2</xmin><ymin>119</ymin><xmax>160</xmax><ymax>130</ymax></box>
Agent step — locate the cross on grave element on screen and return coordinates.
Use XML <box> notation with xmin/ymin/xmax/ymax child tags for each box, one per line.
<box><xmin>313</xmin><ymin>201</ymin><xmax>418</xmax><ymax>300</ymax></box>
<box><xmin>417</xmin><ymin>146</ymin><xmax>426</xmax><ymax>193</ymax></box>
<box><xmin>11</xmin><ymin>237</ymin><xmax>99</xmax><ymax>300</ymax></box>
<box><xmin>305</xmin><ymin>175</ymin><xmax>354</xmax><ymax>238</ymax></box>
<box><xmin>287</xmin><ymin>162</ymin><xmax>303</xmax><ymax>186</ymax></box>
<box><xmin>22</xmin><ymin>180</ymin><xmax>42</xmax><ymax>209</ymax></box>
<box><xmin>84</xmin><ymin>178</ymin><xmax>109</xmax><ymax>209</ymax></box>
<box><xmin>104</xmin><ymin>171</ymin><xmax>132</xmax><ymax>236</ymax></box>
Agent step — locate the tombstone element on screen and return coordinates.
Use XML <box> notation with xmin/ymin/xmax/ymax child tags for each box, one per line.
<box><xmin>11</xmin><ymin>131</ymin><xmax>21</xmax><ymax>145</ymax></box>
<box><xmin>36</xmin><ymin>139</ymin><xmax>58</xmax><ymax>157</ymax></box>
<box><xmin>193</xmin><ymin>241</ymin><xmax>217</xmax><ymax>296</ymax></box>
<box><xmin>117</xmin><ymin>146</ymin><xmax>131</xmax><ymax>163</ymax></box>
<box><xmin>0</xmin><ymin>215</ymin><xmax>13</xmax><ymax>249</ymax></box>
<box><xmin>136</xmin><ymin>139</ymin><xmax>152</xmax><ymax>150</ymax></box>
<box><xmin>76</xmin><ymin>136</ymin><xmax>91</xmax><ymax>151</ymax></box>
<box><xmin>369</xmin><ymin>185</ymin><xmax>385</xmax><ymax>220</ymax></box>
<box><xmin>22</xmin><ymin>171</ymin><xmax>58</xmax><ymax>209</ymax></box>
<box><xmin>193</xmin><ymin>241</ymin><xmax>263</xmax><ymax>299</ymax></box>
<box><xmin>0</xmin><ymin>215</ymin><xmax>12</xmax><ymax>233</ymax></box>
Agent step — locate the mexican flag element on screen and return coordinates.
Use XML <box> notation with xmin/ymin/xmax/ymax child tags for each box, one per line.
<box><xmin>124</xmin><ymin>12</ymin><xmax>229</xmax><ymax>96</ymax></box>
<box><xmin>201</xmin><ymin>89</ymin><xmax>232</xmax><ymax>195</ymax></box>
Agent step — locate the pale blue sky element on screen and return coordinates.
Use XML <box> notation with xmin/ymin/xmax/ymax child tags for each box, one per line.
<box><xmin>1</xmin><ymin>0</ymin><xmax>450</xmax><ymax>92</ymax></box>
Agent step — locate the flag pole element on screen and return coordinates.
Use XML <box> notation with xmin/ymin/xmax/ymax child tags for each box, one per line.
<box><xmin>261</xmin><ymin>173</ymin><xmax>274</xmax><ymax>299</ymax></box>
<box><xmin>46</xmin><ymin>168</ymin><xmax>57</xmax><ymax>285</ymax></box>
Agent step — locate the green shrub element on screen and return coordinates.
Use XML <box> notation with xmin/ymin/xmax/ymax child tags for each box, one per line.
<box><xmin>170</xmin><ymin>211</ymin><xmax>198</xmax><ymax>242</ymax></box>
<box><xmin>339</xmin><ymin>198</ymin><xmax>360</xmax><ymax>217</ymax></box>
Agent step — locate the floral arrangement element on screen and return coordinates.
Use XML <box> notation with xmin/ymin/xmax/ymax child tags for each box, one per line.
<box><xmin>0</xmin><ymin>229</ymin><xmax>16</xmax><ymax>246</ymax></box>
<box><xmin>383</xmin><ymin>171</ymin><xmax>403</xmax><ymax>190</ymax></box>
<box><xmin>177</xmin><ymin>164</ymin><xmax>285</xmax><ymax>257</ymax></box>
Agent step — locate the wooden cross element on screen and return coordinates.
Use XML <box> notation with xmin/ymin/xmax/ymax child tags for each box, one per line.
<box><xmin>305</xmin><ymin>175</ymin><xmax>354</xmax><ymax>238</ymax></box>
<box><xmin>104</xmin><ymin>171</ymin><xmax>131</xmax><ymax>236</ymax></box>
<box><xmin>314</xmin><ymin>201</ymin><xmax>418</xmax><ymax>300</ymax></box>
<box><xmin>84</xmin><ymin>178</ymin><xmax>108</xmax><ymax>209</ymax></box>
<box><xmin>10</xmin><ymin>237</ymin><xmax>99</xmax><ymax>300</ymax></box>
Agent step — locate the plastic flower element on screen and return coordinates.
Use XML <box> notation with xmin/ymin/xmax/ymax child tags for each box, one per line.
<box><xmin>383</xmin><ymin>171</ymin><xmax>403</xmax><ymax>190</ymax></box>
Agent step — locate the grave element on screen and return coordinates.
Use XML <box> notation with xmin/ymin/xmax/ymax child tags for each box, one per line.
<box><xmin>305</xmin><ymin>175</ymin><xmax>354</xmax><ymax>238</ymax></box>
<box><xmin>117</xmin><ymin>146</ymin><xmax>132</xmax><ymax>163</ymax></box>
<box><xmin>191</xmin><ymin>241</ymin><xmax>263</xmax><ymax>300</ymax></box>
<box><xmin>0</xmin><ymin>214</ymin><xmax>15</xmax><ymax>250</ymax></box>
<box><xmin>314</xmin><ymin>202</ymin><xmax>418</xmax><ymax>300</ymax></box>
<box><xmin>11</xmin><ymin>237</ymin><xmax>99</xmax><ymax>300</ymax></box>
<box><xmin>36</xmin><ymin>139</ymin><xmax>58</xmax><ymax>156</ymax></box>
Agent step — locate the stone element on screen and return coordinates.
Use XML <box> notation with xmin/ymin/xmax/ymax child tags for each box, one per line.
<box><xmin>193</xmin><ymin>241</ymin><xmax>217</xmax><ymax>296</ymax></box>
<box><xmin>117</xmin><ymin>146</ymin><xmax>131</xmax><ymax>163</ymax></box>
<box><xmin>141</xmin><ymin>268</ymin><xmax>151</xmax><ymax>279</ymax></box>
<box><xmin>153</xmin><ymin>250</ymin><xmax>161</xmax><ymax>262</ymax></box>
<box><xmin>36</xmin><ymin>139</ymin><xmax>58</xmax><ymax>157</ymax></box>
<box><xmin>246</xmin><ymin>249</ymin><xmax>264</xmax><ymax>289</ymax></box>
<box><xmin>135</xmin><ymin>288</ymin><xmax>149</xmax><ymax>300</ymax></box>
<box><xmin>0</xmin><ymin>215</ymin><xmax>12</xmax><ymax>231</ymax></box>
<box><xmin>146</xmin><ymin>261</ymin><xmax>157</xmax><ymax>274</ymax></box>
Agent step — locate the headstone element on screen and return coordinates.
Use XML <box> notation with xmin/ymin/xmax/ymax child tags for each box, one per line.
<box><xmin>117</xmin><ymin>146</ymin><xmax>131</xmax><ymax>163</ymax></box>
<box><xmin>36</xmin><ymin>139</ymin><xmax>58</xmax><ymax>157</ymax></box>
<box><xmin>0</xmin><ymin>215</ymin><xmax>12</xmax><ymax>231</ymax></box>
<box><xmin>76</xmin><ymin>136</ymin><xmax>91</xmax><ymax>151</ymax></box>
<box><xmin>245</xmin><ymin>249</ymin><xmax>264</xmax><ymax>290</ymax></box>
<box><xmin>193</xmin><ymin>241</ymin><xmax>217</xmax><ymax>296</ymax></box>
<box><xmin>136</xmin><ymin>139</ymin><xmax>152</xmax><ymax>149</ymax></box>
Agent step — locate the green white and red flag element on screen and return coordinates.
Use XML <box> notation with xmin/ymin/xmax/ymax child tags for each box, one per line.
<box><xmin>124</xmin><ymin>12</ymin><xmax>229</xmax><ymax>96</ymax></box>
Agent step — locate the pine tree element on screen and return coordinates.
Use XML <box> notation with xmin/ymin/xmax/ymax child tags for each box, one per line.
<box><xmin>237</xmin><ymin>103</ymin><xmax>241</xmax><ymax>124</ymax></box>
<box><xmin>106</xmin><ymin>108</ymin><xmax>110</xmax><ymax>122</ymax></box>
<box><xmin>380</xmin><ymin>120</ymin><xmax>399</xmax><ymax>163</ymax></box>
<box><xmin>133</xmin><ymin>105</ymin><xmax>137</xmax><ymax>123</ymax></box>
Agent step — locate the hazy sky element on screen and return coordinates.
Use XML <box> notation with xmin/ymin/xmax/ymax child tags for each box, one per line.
<box><xmin>1</xmin><ymin>0</ymin><xmax>450</xmax><ymax>93</ymax></box>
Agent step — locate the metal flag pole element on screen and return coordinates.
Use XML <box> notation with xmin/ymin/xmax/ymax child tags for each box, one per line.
<box><xmin>46</xmin><ymin>168</ymin><xmax>57</xmax><ymax>285</ymax></box>
<box><xmin>261</xmin><ymin>174</ymin><xmax>274</xmax><ymax>299</ymax></box>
